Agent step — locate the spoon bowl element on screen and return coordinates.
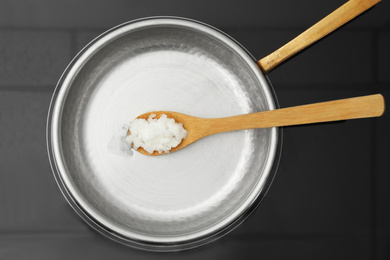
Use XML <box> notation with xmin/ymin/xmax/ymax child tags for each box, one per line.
<box><xmin>129</xmin><ymin>111</ymin><xmax>204</xmax><ymax>156</ymax></box>
<box><xmin>131</xmin><ymin>94</ymin><xmax>385</xmax><ymax>156</ymax></box>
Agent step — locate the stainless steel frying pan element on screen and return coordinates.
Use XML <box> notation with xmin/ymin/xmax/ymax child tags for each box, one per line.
<box><xmin>47</xmin><ymin>0</ymin><xmax>381</xmax><ymax>251</ymax></box>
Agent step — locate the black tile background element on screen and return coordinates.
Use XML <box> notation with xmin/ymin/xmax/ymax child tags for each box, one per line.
<box><xmin>1</xmin><ymin>0</ymin><xmax>389</xmax><ymax>259</ymax></box>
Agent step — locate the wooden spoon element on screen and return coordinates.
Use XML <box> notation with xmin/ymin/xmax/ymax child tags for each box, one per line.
<box><xmin>131</xmin><ymin>94</ymin><xmax>385</xmax><ymax>156</ymax></box>
<box><xmin>257</xmin><ymin>0</ymin><xmax>382</xmax><ymax>73</ymax></box>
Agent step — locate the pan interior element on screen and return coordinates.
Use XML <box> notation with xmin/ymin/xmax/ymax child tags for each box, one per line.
<box><xmin>53</xmin><ymin>19</ymin><xmax>277</xmax><ymax>244</ymax></box>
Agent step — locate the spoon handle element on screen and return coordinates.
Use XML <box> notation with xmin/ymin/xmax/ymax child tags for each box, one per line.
<box><xmin>205</xmin><ymin>94</ymin><xmax>385</xmax><ymax>135</ymax></box>
<box><xmin>257</xmin><ymin>0</ymin><xmax>382</xmax><ymax>73</ymax></box>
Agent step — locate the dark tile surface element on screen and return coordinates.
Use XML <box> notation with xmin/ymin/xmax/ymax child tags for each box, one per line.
<box><xmin>0</xmin><ymin>91</ymin><xmax>87</xmax><ymax>231</ymax></box>
<box><xmin>0</xmin><ymin>31</ymin><xmax>71</xmax><ymax>87</ymax></box>
<box><xmin>0</xmin><ymin>235</ymin><xmax>372</xmax><ymax>260</ymax></box>
<box><xmin>378</xmin><ymin>30</ymin><xmax>390</xmax><ymax>84</ymax></box>
<box><xmin>1</xmin><ymin>0</ymin><xmax>389</xmax><ymax>29</ymax></box>
<box><xmin>0</xmin><ymin>0</ymin><xmax>389</xmax><ymax>259</ymax></box>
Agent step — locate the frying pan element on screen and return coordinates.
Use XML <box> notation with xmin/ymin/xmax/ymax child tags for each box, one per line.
<box><xmin>47</xmin><ymin>0</ymin><xmax>381</xmax><ymax>251</ymax></box>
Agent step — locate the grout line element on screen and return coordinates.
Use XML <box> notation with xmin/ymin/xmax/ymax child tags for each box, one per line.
<box><xmin>0</xmin><ymin>231</ymin><xmax>370</xmax><ymax>240</ymax></box>
<box><xmin>0</xmin><ymin>230</ymin><xmax>90</xmax><ymax>238</ymax></box>
<box><xmin>269</xmin><ymin>83</ymin><xmax>377</xmax><ymax>91</ymax></box>
<box><xmin>0</xmin><ymin>26</ymin><xmax>106</xmax><ymax>34</ymax></box>
<box><xmin>221</xmin><ymin>26</ymin><xmax>376</xmax><ymax>34</ymax></box>
<box><xmin>0</xmin><ymin>86</ymin><xmax>55</xmax><ymax>92</ymax></box>
<box><xmin>0</xmin><ymin>24</ymin><xmax>377</xmax><ymax>35</ymax></box>
<box><xmin>0</xmin><ymin>27</ymin><xmax>72</xmax><ymax>34</ymax></box>
<box><xmin>369</xmin><ymin>29</ymin><xmax>379</xmax><ymax>260</ymax></box>
<box><xmin>229</xmin><ymin>233</ymin><xmax>372</xmax><ymax>241</ymax></box>
<box><xmin>370</xmin><ymin>114</ymin><xmax>378</xmax><ymax>260</ymax></box>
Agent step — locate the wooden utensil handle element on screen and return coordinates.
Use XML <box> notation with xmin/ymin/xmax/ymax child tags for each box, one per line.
<box><xmin>205</xmin><ymin>94</ymin><xmax>385</xmax><ymax>135</ymax></box>
<box><xmin>253</xmin><ymin>94</ymin><xmax>385</xmax><ymax>128</ymax></box>
<box><xmin>257</xmin><ymin>0</ymin><xmax>382</xmax><ymax>73</ymax></box>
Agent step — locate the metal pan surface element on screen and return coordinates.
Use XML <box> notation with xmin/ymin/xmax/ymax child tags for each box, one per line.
<box><xmin>47</xmin><ymin>17</ymin><xmax>281</xmax><ymax>251</ymax></box>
